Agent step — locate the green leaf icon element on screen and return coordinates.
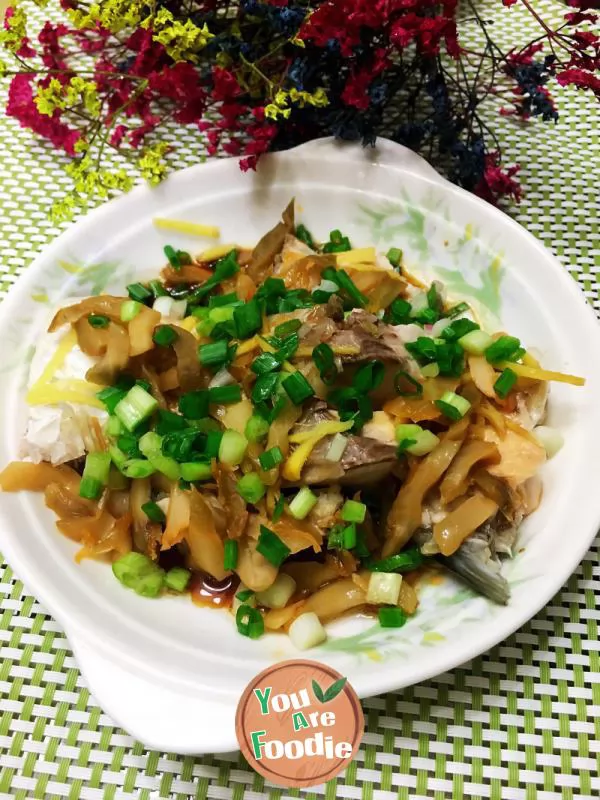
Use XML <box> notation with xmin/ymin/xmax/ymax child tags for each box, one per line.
<box><xmin>323</xmin><ymin>677</ymin><xmax>347</xmax><ymax>702</ymax></box>
<box><xmin>311</xmin><ymin>679</ymin><xmax>325</xmax><ymax>703</ymax></box>
<box><xmin>312</xmin><ymin>676</ymin><xmax>348</xmax><ymax>703</ymax></box>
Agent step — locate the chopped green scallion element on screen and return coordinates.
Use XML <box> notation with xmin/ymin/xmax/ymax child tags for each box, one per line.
<box><xmin>378</xmin><ymin>607</ymin><xmax>408</xmax><ymax>628</ymax></box>
<box><xmin>256</xmin><ymin>525</ymin><xmax>290</xmax><ymax>567</ymax></box>
<box><xmin>224</xmin><ymin>539</ymin><xmax>238</xmax><ymax>571</ymax></box>
<box><xmin>88</xmin><ymin>314</ymin><xmax>110</xmax><ymax>328</ymax></box>
<box><xmin>141</xmin><ymin>501</ymin><xmax>166</xmax><ymax>524</ymax></box>
<box><xmin>153</xmin><ymin>325</ymin><xmax>178</xmax><ymax>347</ymax></box>
<box><xmin>236</xmin><ymin>472</ymin><xmax>266</xmax><ymax>504</ymax></box>
<box><xmin>259</xmin><ymin>446</ymin><xmax>283</xmax><ymax>471</ymax></box>
<box><xmin>494</xmin><ymin>367</ymin><xmax>518</xmax><ymax>399</ymax></box>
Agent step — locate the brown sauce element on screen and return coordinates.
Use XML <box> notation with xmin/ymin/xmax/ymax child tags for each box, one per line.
<box><xmin>190</xmin><ymin>572</ymin><xmax>239</xmax><ymax>609</ymax></box>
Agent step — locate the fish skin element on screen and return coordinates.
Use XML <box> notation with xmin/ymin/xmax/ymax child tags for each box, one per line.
<box><xmin>413</xmin><ymin>525</ymin><xmax>512</xmax><ymax>605</ymax></box>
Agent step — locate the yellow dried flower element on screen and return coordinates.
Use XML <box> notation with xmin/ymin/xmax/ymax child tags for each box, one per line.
<box><xmin>143</xmin><ymin>9</ymin><xmax>213</xmax><ymax>62</ymax></box>
<box><xmin>0</xmin><ymin>4</ymin><xmax>29</xmax><ymax>54</ymax></box>
<box><xmin>138</xmin><ymin>142</ymin><xmax>169</xmax><ymax>185</ymax></box>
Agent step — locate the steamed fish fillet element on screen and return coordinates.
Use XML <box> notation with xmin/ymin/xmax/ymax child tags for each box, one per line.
<box><xmin>20</xmin><ymin>302</ymin><xmax>106</xmax><ymax>465</ymax></box>
<box><xmin>413</xmin><ymin>522</ymin><xmax>516</xmax><ymax>605</ymax></box>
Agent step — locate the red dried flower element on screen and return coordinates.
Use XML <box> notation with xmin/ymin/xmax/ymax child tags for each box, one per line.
<box><xmin>556</xmin><ymin>68</ymin><xmax>600</xmax><ymax>95</ymax></box>
<box><xmin>6</xmin><ymin>74</ymin><xmax>81</xmax><ymax>155</ymax></box>
<box><xmin>475</xmin><ymin>152</ymin><xmax>522</xmax><ymax>205</ymax></box>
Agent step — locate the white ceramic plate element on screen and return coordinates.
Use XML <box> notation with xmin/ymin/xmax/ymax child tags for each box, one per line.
<box><xmin>1</xmin><ymin>139</ymin><xmax>599</xmax><ymax>755</ymax></box>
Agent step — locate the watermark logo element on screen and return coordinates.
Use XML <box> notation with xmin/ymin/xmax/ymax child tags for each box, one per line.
<box><xmin>235</xmin><ymin>660</ymin><xmax>364</xmax><ymax>787</ymax></box>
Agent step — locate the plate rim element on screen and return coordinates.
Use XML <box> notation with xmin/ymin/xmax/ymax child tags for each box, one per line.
<box><xmin>1</xmin><ymin>137</ymin><xmax>599</xmax><ymax>752</ymax></box>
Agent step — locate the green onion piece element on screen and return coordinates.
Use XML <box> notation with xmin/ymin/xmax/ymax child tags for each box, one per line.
<box><xmin>256</xmin><ymin>277</ymin><xmax>286</xmax><ymax>300</ymax></box>
<box><xmin>395</xmin><ymin>425</ymin><xmax>439</xmax><ymax>456</ymax></box>
<box><xmin>114</xmin><ymin>385</ymin><xmax>158</xmax><ymax>432</ymax></box>
<box><xmin>336</xmin><ymin>269</ymin><xmax>367</xmax><ymax>307</ymax></box>
<box><xmin>141</xmin><ymin>501</ymin><xmax>166</xmax><ymax>524</ymax></box>
<box><xmin>276</xmin><ymin>290</ymin><xmax>313</xmax><ymax>313</ymax></box>
<box><xmin>322</xmin><ymin>229</ymin><xmax>351</xmax><ymax>253</ymax></box>
<box><xmin>149</xmin><ymin>279</ymin><xmax>168</xmax><ymax>297</ymax></box>
<box><xmin>484</xmin><ymin>335</ymin><xmax>522</xmax><ymax>364</ymax></box>
<box><xmin>282</xmin><ymin>371</ymin><xmax>315</xmax><ymax>405</ymax></box>
<box><xmin>164</xmin><ymin>244</ymin><xmax>181</xmax><ymax>269</ymax></box>
<box><xmin>233</xmin><ymin>299</ymin><xmax>262</xmax><ymax>340</ymax></box>
<box><xmin>405</xmin><ymin>337</ymin><xmax>438</xmax><ymax>363</ymax></box>
<box><xmin>165</xmin><ymin>567</ymin><xmax>191</xmax><ymax>592</ymax></box>
<box><xmin>112</xmin><ymin>552</ymin><xmax>165</xmax><ymax>598</ymax></box>
<box><xmin>441</xmin><ymin>318</ymin><xmax>479</xmax><ymax>342</ymax></box>
<box><xmin>252</xmin><ymin>373</ymin><xmax>279</xmax><ymax>404</ymax></box>
<box><xmin>188</xmin><ymin>250</ymin><xmax>239</xmax><ymax>303</ymax></box>
<box><xmin>192</xmin><ymin>308</ymin><xmax>209</xmax><ymax>321</ymax></box>
<box><xmin>446</xmin><ymin>302</ymin><xmax>469</xmax><ymax>319</ymax></box>
<box><xmin>209</xmin><ymin>307</ymin><xmax>236</xmax><ymax>326</ymax></box>
<box><xmin>153</xmin><ymin>325</ymin><xmax>178</xmax><ymax>347</ymax></box>
<box><xmin>120</xmin><ymin>300</ymin><xmax>142</xmax><ymax>322</ymax></box>
<box><xmin>327</xmin><ymin>387</ymin><xmax>373</xmax><ymax>432</ymax></box>
<box><xmin>353</xmin><ymin>360</ymin><xmax>385</xmax><ymax>394</ymax></box>
<box><xmin>354</xmin><ymin>528</ymin><xmax>370</xmax><ymax>558</ymax></box>
<box><xmin>208</xmin><ymin>292</ymin><xmax>240</xmax><ymax>308</ymax></box>
<box><xmin>327</xmin><ymin>525</ymin><xmax>344</xmax><ymax>550</ymax></box>
<box><xmin>274</xmin><ymin>332</ymin><xmax>299</xmax><ymax>361</ymax></box>
<box><xmin>105</xmin><ymin>416</ymin><xmax>122</xmax><ymax>437</ymax></box>
<box><xmin>236</xmin><ymin>604</ymin><xmax>264</xmax><ymax>639</ymax></box>
<box><xmin>426</xmin><ymin>282</ymin><xmax>442</xmax><ymax>314</ymax></box>
<box><xmin>341</xmin><ymin>500</ymin><xmax>366</xmax><ymax>523</ymax></box>
<box><xmin>198</xmin><ymin>340</ymin><xmax>229</xmax><ymax>368</ymax></box>
<box><xmin>259</xmin><ymin>446</ymin><xmax>283</xmax><ymax>471</ymax></box>
<box><xmin>88</xmin><ymin>314</ymin><xmax>110</xmax><ymax>329</ymax></box>
<box><xmin>257</xmin><ymin>525</ymin><xmax>291</xmax><ymax>567</ymax></box>
<box><xmin>435</xmin><ymin>391</ymin><xmax>472</xmax><ymax>421</ymax></box>
<box><xmin>435</xmin><ymin>341</ymin><xmax>464</xmax><ymax>378</ymax></box>
<box><xmin>139</xmin><ymin>432</ymin><xmax>181</xmax><ymax>481</ymax></box>
<box><xmin>219</xmin><ymin>429</ymin><xmax>248</xmax><ymax>466</ymax></box>
<box><xmin>116</xmin><ymin>433</ymin><xmax>141</xmax><ymax>457</ymax></box>
<box><xmin>386</xmin><ymin>297</ymin><xmax>412</xmax><ymax>325</ymax></box>
<box><xmin>394</xmin><ymin>370</ymin><xmax>423</xmax><ymax>397</ymax></box>
<box><xmin>178</xmin><ymin>390</ymin><xmax>209</xmax><ymax>420</ymax></box>
<box><xmin>365</xmin><ymin>547</ymin><xmax>424</xmax><ymax>573</ymax></box>
<box><xmin>180</xmin><ymin>462</ymin><xmax>212</xmax><ymax>482</ymax></box>
<box><xmin>161</xmin><ymin>429</ymin><xmax>200</xmax><ymax>462</ymax></box>
<box><xmin>251</xmin><ymin>352</ymin><xmax>281</xmax><ymax>376</ymax></box>
<box><xmin>121</xmin><ymin>459</ymin><xmax>156</xmax><ymax>479</ymax></box>
<box><xmin>288</xmin><ymin>487</ymin><xmax>318</xmax><ymax>520</ymax></box>
<box><xmin>494</xmin><ymin>367</ymin><xmax>518</xmax><ymax>399</ymax></box>
<box><xmin>108</xmin><ymin>445</ymin><xmax>128</xmax><ymax>469</ymax></box>
<box><xmin>420</xmin><ymin>363</ymin><xmax>440</xmax><ymax>378</ymax></box>
<box><xmin>386</xmin><ymin>247</ymin><xmax>403</xmax><ymax>268</ymax></box>
<box><xmin>80</xmin><ymin>451</ymin><xmax>111</xmax><ymax>500</ymax></box>
<box><xmin>205</xmin><ymin>431</ymin><xmax>223</xmax><ymax>460</ymax></box>
<box><xmin>272</xmin><ymin>494</ymin><xmax>285</xmax><ymax>523</ymax></box>
<box><xmin>126</xmin><ymin>282</ymin><xmax>152</xmax><ymax>303</ymax></box>
<box><xmin>378</xmin><ymin>607</ymin><xmax>408</xmax><ymax>628</ymax></box>
<box><xmin>236</xmin><ymin>472</ymin><xmax>266</xmax><ymax>504</ymax></box>
<box><xmin>236</xmin><ymin>588</ymin><xmax>254</xmax><ymax>602</ymax></box>
<box><xmin>412</xmin><ymin>307</ymin><xmax>438</xmax><ymax>325</ymax></box>
<box><xmin>312</xmin><ymin>343</ymin><xmax>337</xmax><ymax>385</ymax></box>
<box><xmin>342</xmin><ymin>523</ymin><xmax>357</xmax><ymax>549</ymax></box>
<box><xmin>327</xmin><ymin>522</ymin><xmax>356</xmax><ymax>550</ymax></box>
<box><xmin>274</xmin><ymin>319</ymin><xmax>302</xmax><ymax>339</ymax></box>
<box><xmin>245</xmin><ymin>414</ymin><xmax>270</xmax><ymax>443</ymax></box>
<box><xmin>97</xmin><ymin>385</ymin><xmax>128</xmax><ymax>415</ymax></box>
<box><xmin>155</xmin><ymin>409</ymin><xmax>188</xmax><ymax>435</ymax></box>
<box><xmin>295</xmin><ymin>224</ymin><xmax>315</xmax><ymax>249</ymax></box>
<box><xmin>255</xmin><ymin>395</ymin><xmax>287</xmax><ymax>424</ymax></box>
<box><xmin>208</xmin><ymin>384</ymin><xmax>242</xmax><ymax>405</ymax></box>
<box><xmin>224</xmin><ymin>539</ymin><xmax>238</xmax><ymax>571</ymax></box>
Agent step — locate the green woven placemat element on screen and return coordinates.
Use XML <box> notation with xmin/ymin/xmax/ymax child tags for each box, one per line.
<box><xmin>1</xmin><ymin>2</ymin><xmax>599</xmax><ymax>798</ymax></box>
